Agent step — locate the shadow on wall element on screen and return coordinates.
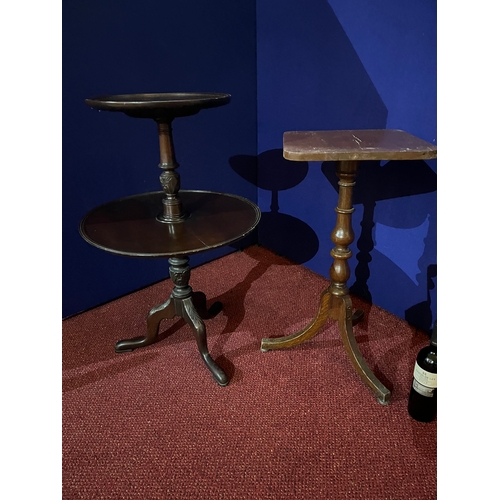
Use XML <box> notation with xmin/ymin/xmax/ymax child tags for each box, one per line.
<box><xmin>322</xmin><ymin>159</ymin><xmax>437</xmax><ymax>333</ymax></box>
<box><xmin>257</xmin><ymin>0</ymin><xmax>388</xmax><ymax>137</ymax></box>
<box><xmin>230</xmin><ymin>149</ymin><xmax>319</xmax><ymax>264</ymax></box>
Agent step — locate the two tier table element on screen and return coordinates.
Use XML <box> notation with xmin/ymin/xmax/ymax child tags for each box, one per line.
<box><xmin>80</xmin><ymin>93</ymin><xmax>261</xmax><ymax>386</ymax></box>
<box><xmin>260</xmin><ymin>129</ymin><xmax>437</xmax><ymax>404</ymax></box>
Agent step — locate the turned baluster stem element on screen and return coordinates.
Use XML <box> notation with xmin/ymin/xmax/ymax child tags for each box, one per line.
<box><xmin>329</xmin><ymin>160</ymin><xmax>358</xmax><ymax>297</ymax></box>
<box><xmin>157</xmin><ymin>120</ymin><xmax>187</xmax><ymax>222</ymax></box>
<box><xmin>168</xmin><ymin>256</ymin><xmax>192</xmax><ymax>299</ymax></box>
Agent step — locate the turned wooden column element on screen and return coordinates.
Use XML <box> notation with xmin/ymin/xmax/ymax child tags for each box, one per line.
<box><xmin>329</xmin><ymin>161</ymin><xmax>357</xmax><ymax>297</ymax></box>
<box><xmin>157</xmin><ymin>120</ymin><xmax>187</xmax><ymax>223</ymax></box>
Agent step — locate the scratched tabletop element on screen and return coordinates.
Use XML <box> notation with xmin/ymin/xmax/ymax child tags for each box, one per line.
<box><xmin>283</xmin><ymin>129</ymin><xmax>437</xmax><ymax>162</ymax></box>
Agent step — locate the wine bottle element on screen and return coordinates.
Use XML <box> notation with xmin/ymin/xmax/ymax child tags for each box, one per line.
<box><xmin>408</xmin><ymin>322</ymin><xmax>437</xmax><ymax>422</ymax></box>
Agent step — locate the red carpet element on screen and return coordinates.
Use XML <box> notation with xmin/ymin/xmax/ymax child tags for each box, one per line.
<box><xmin>63</xmin><ymin>245</ymin><xmax>436</xmax><ymax>499</ymax></box>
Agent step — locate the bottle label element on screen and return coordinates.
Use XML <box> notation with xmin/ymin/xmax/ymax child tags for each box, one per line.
<box><xmin>412</xmin><ymin>362</ymin><xmax>437</xmax><ymax>397</ymax></box>
<box><xmin>412</xmin><ymin>379</ymin><xmax>435</xmax><ymax>398</ymax></box>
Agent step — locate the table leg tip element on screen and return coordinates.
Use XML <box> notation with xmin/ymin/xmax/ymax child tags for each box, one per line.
<box><xmin>260</xmin><ymin>340</ymin><xmax>271</xmax><ymax>352</ymax></box>
<box><xmin>115</xmin><ymin>342</ymin><xmax>135</xmax><ymax>353</ymax></box>
<box><xmin>213</xmin><ymin>374</ymin><xmax>229</xmax><ymax>387</ymax></box>
<box><xmin>376</xmin><ymin>395</ymin><xmax>391</xmax><ymax>406</ymax></box>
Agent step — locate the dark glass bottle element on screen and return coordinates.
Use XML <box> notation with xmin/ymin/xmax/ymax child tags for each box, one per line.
<box><xmin>408</xmin><ymin>322</ymin><xmax>437</xmax><ymax>422</ymax></box>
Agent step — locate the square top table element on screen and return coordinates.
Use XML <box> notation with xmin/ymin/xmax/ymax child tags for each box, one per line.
<box><xmin>260</xmin><ymin>129</ymin><xmax>437</xmax><ymax>404</ymax></box>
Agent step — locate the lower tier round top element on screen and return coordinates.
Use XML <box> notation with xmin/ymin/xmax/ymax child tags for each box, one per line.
<box><xmin>80</xmin><ymin>190</ymin><xmax>260</xmax><ymax>258</ymax></box>
<box><xmin>85</xmin><ymin>92</ymin><xmax>231</xmax><ymax>119</ymax></box>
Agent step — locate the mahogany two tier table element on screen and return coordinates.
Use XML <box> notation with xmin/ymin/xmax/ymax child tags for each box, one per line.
<box><xmin>260</xmin><ymin>129</ymin><xmax>437</xmax><ymax>404</ymax></box>
<box><xmin>80</xmin><ymin>93</ymin><xmax>260</xmax><ymax>387</ymax></box>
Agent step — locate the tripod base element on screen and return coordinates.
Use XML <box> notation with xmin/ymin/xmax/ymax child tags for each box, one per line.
<box><xmin>115</xmin><ymin>257</ymin><xmax>228</xmax><ymax>387</ymax></box>
<box><xmin>261</xmin><ymin>289</ymin><xmax>390</xmax><ymax>405</ymax></box>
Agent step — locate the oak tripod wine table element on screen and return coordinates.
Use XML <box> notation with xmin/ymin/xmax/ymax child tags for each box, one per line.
<box><xmin>80</xmin><ymin>93</ymin><xmax>260</xmax><ymax>387</ymax></box>
<box><xmin>260</xmin><ymin>129</ymin><xmax>437</xmax><ymax>404</ymax></box>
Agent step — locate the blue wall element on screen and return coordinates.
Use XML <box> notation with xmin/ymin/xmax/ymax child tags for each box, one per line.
<box><xmin>64</xmin><ymin>0</ymin><xmax>437</xmax><ymax>332</ymax></box>
<box><xmin>256</xmin><ymin>0</ymin><xmax>437</xmax><ymax>332</ymax></box>
<box><xmin>63</xmin><ymin>0</ymin><xmax>258</xmax><ymax>317</ymax></box>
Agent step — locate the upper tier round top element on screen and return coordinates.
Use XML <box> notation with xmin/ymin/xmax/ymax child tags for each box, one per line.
<box><xmin>85</xmin><ymin>92</ymin><xmax>231</xmax><ymax>119</ymax></box>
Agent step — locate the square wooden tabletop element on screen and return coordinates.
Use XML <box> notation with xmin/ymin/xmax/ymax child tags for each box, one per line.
<box><xmin>283</xmin><ymin>129</ymin><xmax>437</xmax><ymax>161</ymax></box>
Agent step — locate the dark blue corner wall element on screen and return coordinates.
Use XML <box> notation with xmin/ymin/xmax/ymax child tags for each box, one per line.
<box><xmin>63</xmin><ymin>0</ymin><xmax>257</xmax><ymax>317</ymax></box>
<box><xmin>256</xmin><ymin>0</ymin><xmax>437</xmax><ymax>332</ymax></box>
<box><xmin>64</xmin><ymin>0</ymin><xmax>437</xmax><ymax>333</ymax></box>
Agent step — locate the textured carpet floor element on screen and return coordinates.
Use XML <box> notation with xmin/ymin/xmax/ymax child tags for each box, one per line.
<box><xmin>62</xmin><ymin>245</ymin><xmax>436</xmax><ymax>499</ymax></box>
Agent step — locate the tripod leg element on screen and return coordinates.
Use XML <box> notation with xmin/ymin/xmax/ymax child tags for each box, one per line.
<box><xmin>336</xmin><ymin>295</ymin><xmax>390</xmax><ymax>405</ymax></box>
<box><xmin>192</xmin><ymin>291</ymin><xmax>223</xmax><ymax>319</ymax></box>
<box><xmin>115</xmin><ymin>297</ymin><xmax>176</xmax><ymax>352</ymax></box>
<box><xmin>182</xmin><ymin>297</ymin><xmax>229</xmax><ymax>387</ymax></box>
<box><xmin>260</xmin><ymin>289</ymin><xmax>331</xmax><ymax>351</ymax></box>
